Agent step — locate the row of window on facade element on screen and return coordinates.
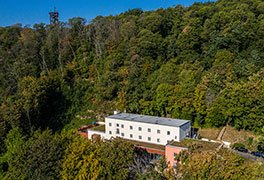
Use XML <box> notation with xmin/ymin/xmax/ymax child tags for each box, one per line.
<box><xmin>109</xmin><ymin>123</ymin><xmax>171</xmax><ymax>135</ymax></box>
<box><xmin>109</xmin><ymin>130</ymin><xmax>168</xmax><ymax>142</ymax></box>
<box><xmin>109</xmin><ymin>130</ymin><xmax>177</xmax><ymax>142</ymax></box>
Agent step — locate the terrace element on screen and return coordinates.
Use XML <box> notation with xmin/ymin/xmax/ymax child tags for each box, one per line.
<box><xmin>169</xmin><ymin>138</ymin><xmax>220</xmax><ymax>152</ymax></box>
<box><xmin>89</xmin><ymin>125</ymin><xmax>105</xmax><ymax>132</ymax></box>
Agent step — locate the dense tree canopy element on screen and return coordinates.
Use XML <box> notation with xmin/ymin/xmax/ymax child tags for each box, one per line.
<box><xmin>0</xmin><ymin>0</ymin><xmax>264</xmax><ymax>179</ymax></box>
<box><xmin>177</xmin><ymin>149</ymin><xmax>264</xmax><ymax>179</ymax></box>
<box><xmin>1</xmin><ymin>0</ymin><xmax>264</xmax><ymax>134</ymax></box>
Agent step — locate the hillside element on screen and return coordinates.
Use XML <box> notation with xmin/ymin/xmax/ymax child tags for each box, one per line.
<box><xmin>1</xmin><ymin>0</ymin><xmax>264</xmax><ymax>179</ymax></box>
<box><xmin>1</xmin><ymin>0</ymin><xmax>264</xmax><ymax>135</ymax></box>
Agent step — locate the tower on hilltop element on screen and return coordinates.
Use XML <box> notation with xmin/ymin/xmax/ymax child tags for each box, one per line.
<box><xmin>49</xmin><ymin>7</ymin><xmax>59</xmax><ymax>25</ymax></box>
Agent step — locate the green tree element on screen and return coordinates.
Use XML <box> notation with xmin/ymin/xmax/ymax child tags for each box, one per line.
<box><xmin>60</xmin><ymin>136</ymin><xmax>102</xmax><ymax>180</ymax></box>
<box><xmin>178</xmin><ymin>149</ymin><xmax>259</xmax><ymax>179</ymax></box>
<box><xmin>98</xmin><ymin>139</ymin><xmax>134</xmax><ymax>180</ymax></box>
<box><xmin>4</xmin><ymin>129</ymin><xmax>68</xmax><ymax>180</ymax></box>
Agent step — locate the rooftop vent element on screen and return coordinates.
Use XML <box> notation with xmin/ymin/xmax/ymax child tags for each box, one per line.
<box><xmin>114</xmin><ymin>110</ymin><xmax>121</xmax><ymax>115</ymax></box>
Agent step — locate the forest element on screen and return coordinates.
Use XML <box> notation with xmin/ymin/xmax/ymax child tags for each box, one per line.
<box><xmin>0</xmin><ymin>0</ymin><xmax>264</xmax><ymax>179</ymax></box>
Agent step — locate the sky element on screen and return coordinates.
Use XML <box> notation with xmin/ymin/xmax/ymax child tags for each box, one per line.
<box><xmin>0</xmin><ymin>0</ymin><xmax>212</xmax><ymax>27</ymax></box>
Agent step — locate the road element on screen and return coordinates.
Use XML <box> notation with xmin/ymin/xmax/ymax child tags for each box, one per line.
<box><xmin>229</xmin><ymin>149</ymin><xmax>264</xmax><ymax>162</ymax></box>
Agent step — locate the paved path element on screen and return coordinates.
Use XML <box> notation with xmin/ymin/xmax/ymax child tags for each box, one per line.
<box><xmin>230</xmin><ymin>149</ymin><xmax>264</xmax><ymax>162</ymax></box>
<box><xmin>217</xmin><ymin>127</ymin><xmax>226</xmax><ymax>141</ymax></box>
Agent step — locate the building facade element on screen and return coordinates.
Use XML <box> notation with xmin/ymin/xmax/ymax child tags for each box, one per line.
<box><xmin>104</xmin><ymin>112</ymin><xmax>191</xmax><ymax>145</ymax></box>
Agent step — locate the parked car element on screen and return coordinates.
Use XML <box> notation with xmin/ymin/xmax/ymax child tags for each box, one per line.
<box><xmin>251</xmin><ymin>152</ymin><xmax>264</xmax><ymax>158</ymax></box>
<box><xmin>236</xmin><ymin>147</ymin><xmax>248</xmax><ymax>153</ymax></box>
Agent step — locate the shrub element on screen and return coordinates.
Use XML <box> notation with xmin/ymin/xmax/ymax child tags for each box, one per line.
<box><xmin>231</xmin><ymin>143</ymin><xmax>245</xmax><ymax>150</ymax></box>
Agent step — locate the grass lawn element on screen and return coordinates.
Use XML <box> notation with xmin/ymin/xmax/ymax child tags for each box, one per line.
<box><xmin>170</xmin><ymin>139</ymin><xmax>220</xmax><ymax>152</ymax></box>
<box><xmin>198</xmin><ymin>128</ymin><xmax>221</xmax><ymax>140</ymax></box>
<box><xmin>222</xmin><ymin>126</ymin><xmax>257</xmax><ymax>142</ymax></box>
<box><xmin>222</xmin><ymin>126</ymin><xmax>258</xmax><ymax>151</ymax></box>
<box><xmin>198</xmin><ymin>126</ymin><xmax>258</xmax><ymax>151</ymax></box>
<box><xmin>90</xmin><ymin>125</ymin><xmax>105</xmax><ymax>132</ymax></box>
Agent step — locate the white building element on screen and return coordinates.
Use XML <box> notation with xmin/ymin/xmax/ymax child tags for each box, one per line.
<box><xmin>88</xmin><ymin>112</ymin><xmax>191</xmax><ymax>146</ymax></box>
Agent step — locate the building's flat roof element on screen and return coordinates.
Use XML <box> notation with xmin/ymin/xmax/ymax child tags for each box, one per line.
<box><xmin>169</xmin><ymin>139</ymin><xmax>220</xmax><ymax>151</ymax></box>
<box><xmin>106</xmin><ymin>113</ymin><xmax>190</xmax><ymax>127</ymax></box>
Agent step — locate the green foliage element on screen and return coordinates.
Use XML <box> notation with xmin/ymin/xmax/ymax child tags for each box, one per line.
<box><xmin>60</xmin><ymin>136</ymin><xmax>102</xmax><ymax>180</ymax></box>
<box><xmin>1</xmin><ymin>0</ymin><xmax>264</xmax><ymax>178</ymax></box>
<box><xmin>60</xmin><ymin>138</ymin><xmax>134</xmax><ymax>180</ymax></box>
<box><xmin>63</xmin><ymin>117</ymin><xmax>95</xmax><ymax>131</ymax></box>
<box><xmin>3</xmin><ymin>129</ymin><xmax>69</xmax><ymax>180</ymax></box>
<box><xmin>0</xmin><ymin>128</ymin><xmax>24</xmax><ymax>179</ymax></box>
<box><xmin>178</xmin><ymin>149</ymin><xmax>262</xmax><ymax>180</ymax></box>
<box><xmin>206</xmin><ymin>71</ymin><xmax>264</xmax><ymax>131</ymax></box>
<box><xmin>231</xmin><ymin>142</ymin><xmax>245</xmax><ymax>150</ymax></box>
<box><xmin>137</xmin><ymin>156</ymin><xmax>175</xmax><ymax>180</ymax></box>
<box><xmin>257</xmin><ymin>137</ymin><xmax>264</xmax><ymax>152</ymax></box>
<box><xmin>0</xmin><ymin>129</ymin><xmax>136</xmax><ymax>180</ymax></box>
<box><xmin>98</xmin><ymin>139</ymin><xmax>134</xmax><ymax>179</ymax></box>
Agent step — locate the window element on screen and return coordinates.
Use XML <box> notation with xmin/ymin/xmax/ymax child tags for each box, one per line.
<box><xmin>121</xmin><ymin>133</ymin><xmax>124</xmax><ymax>137</ymax></box>
<box><xmin>109</xmin><ymin>123</ymin><xmax>112</xmax><ymax>126</ymax></box>
<box><xmin>138</xmin><ymin>127</ymin><xmax>142</xmax><ymax>131</ymax></box>
<box><xmin>174</xmin><ymin>153</ymin><xmax>177</xmax><ymax>157</ymax></box>
<box><xmin>130</xmin><ymin>134</ymin><xmax>133</xmax><ymax>138</ymax></box>
<box><xmin>109</xmin><ymin>131</ymin><xmax>112</xmax><ymax>134</ymax></box>
<box><xmin>157</xmin><ymin>138</ymin><xmax>160</xmax><ymax>142</ymax></box>
<box><xmin>175</xmin><ymin>136</ymin><xmax>177</xmax><ymax>139</ymax></box>
<box><xmin>121</xmin><ymin>124</ymin><xmax>124</xmax><ymax>128</ymax></box>
<box><xmin>139</xmin><ymin>135</ymin><xmax>142</xmax><ymax>139</ymax></box>
<box><xmin>117</xmin><ymin>124</ymin><xmax>119</xmax><ymax>127</ymax></box>
<box><xmin>148</xmin><ymin>137</ymin><xmax>151</xmax><ymax>141</ymax></box>
<box><xmin>148</xmin><ymin>128</ymin><xmax>151</xmax><ymax>132</ymax></box>
<box><xmin>116</xmin><ymin>129</ymin><xmax>120</xmax><ymax>134</ymax></box>
<box><xmin>157</xmin><ymin>129</ymin><xmax>160</xmax><ymax>134</ymax></box>
<box><xmin>167</xmin><ymin>131</ymin><xmax>170</xmax><ymax>135</ymax></box>
<box><xmin>130</xmin><ymin>126</ymin><xmax>133</xmax><ymax>130</ymax></box>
